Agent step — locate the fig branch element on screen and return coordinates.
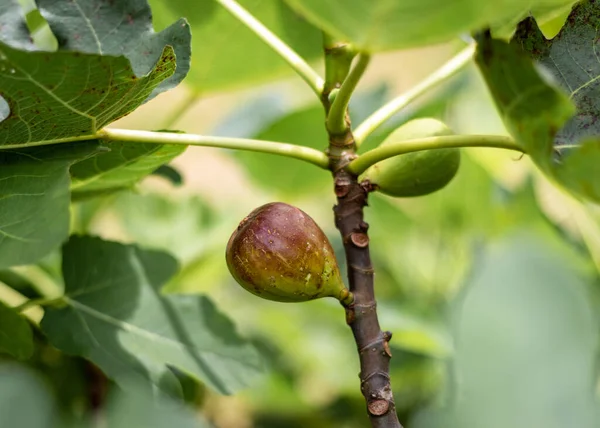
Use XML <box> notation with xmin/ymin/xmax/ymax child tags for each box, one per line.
<box><xmin>324</xmin><ymin>41</ymin><xmax>403</xmax><ymax>428</ymax></box>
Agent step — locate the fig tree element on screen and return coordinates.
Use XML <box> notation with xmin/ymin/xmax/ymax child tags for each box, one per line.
<box><xmin>226</xmin><ymin>202</ymin><xmax>352</xmax><ymax>304</ymax></box>
<box><xmin>361</xmin><ymin>118</ymin><xmax>460</xmax><ymax>197</ymax></box>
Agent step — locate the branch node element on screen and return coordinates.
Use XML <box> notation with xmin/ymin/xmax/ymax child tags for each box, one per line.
<box><xmin>335</xmin><ymin>182</ymin><xmax>351</xmax><ymax>198</ymax></box>
<box><xmin>350</xmin><ymin>232</ymin><xmax>369</xmax><ymax>248</ymax></box>
<box><xmin>360</xmin><ymin>179</ymin><xmax>378</xmax><ymax>193</ymax></box>
<box><xmin>361</xmin><ymin>370</ymin><xmax>390</xmax><ymax>384</ymax></box>
<box><xmin>347</xmin><ymin>264</ymin><xmax>374</xmax><ymax>275</ymax></box>
<box><xmin>359</xmin><ymin>337</ymin><xmax>387</xmax><ymax>354</ymax></box>
<box><xmin>368</xmin><ymin>399</ymin><xmax>390</xmax><ymax>416</ymax></box>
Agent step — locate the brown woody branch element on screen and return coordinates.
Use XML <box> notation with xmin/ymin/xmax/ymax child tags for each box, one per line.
<box><xmin>329</xmin><ymin>130</ymin><xmax>403</xmax><ymax>428</ymax></box>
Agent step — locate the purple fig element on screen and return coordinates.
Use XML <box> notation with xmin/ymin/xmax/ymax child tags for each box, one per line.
<box><xmin>226</xmin><ymin>202</ymin><xmax>351</xmax><ymax>304</ymax></box>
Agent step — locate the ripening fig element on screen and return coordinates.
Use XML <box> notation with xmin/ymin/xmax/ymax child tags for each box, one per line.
<box><xmin>361</xmin><ymin>118</ymin><xmax>460</xmax><ymax>197</ymax></box>
<box><xmin>226</xmin><ymin>202</ymin><xmax>352</xmax><ymax>304</ymax></box>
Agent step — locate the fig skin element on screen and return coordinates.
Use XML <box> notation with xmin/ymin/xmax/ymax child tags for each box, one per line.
<box><xmin>226</xmin><ymin>202</ymin><xmax>351</xmax><ymax>304</ymax></box>
<box><xmin>362</xmin><ymin>118</ymin><xmax>460</xmax><ymax>197</ymax></box>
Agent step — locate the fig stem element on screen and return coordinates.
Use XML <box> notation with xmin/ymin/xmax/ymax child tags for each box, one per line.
<box><xmin>97</xmin><ymin>129</ymin><xmax>330</xmax><ymax>169</ymax></box>
<box><xmin>325</xmin><ymin>46</ymin><xmax>403</xmax><ymax>425</ymax></box>
<box><xmin>327</xmin><ymin>53</ymin><xmax>371</xmax><ymax>135</ymax></box>
<box><xmin>332</xmin><ymin>170</ymin><xmax>403</xmax><ymax>428</ymax></box>
<box><xmin>353</xmin><ymin>44</ymin><xmax>476</xmax><ymax>147</ymax></box>
<box><xmin>348</xmin><ymin>134</ymin><xmax>523</xmax><ymax>175</ymax></box>
<box><xmin>338</xmin><ymin>288</ymin><xmax>355</xmax><ymax>307</ymax></box>
<box><xmin>214</xmin><ymin>0</ymin><xmax>324</xmax><ymax>97</ymax></box>
<box><xmin>322</xmin><ymin>33</ymin><xmax>357</xmax><ymax>108</ymax></box>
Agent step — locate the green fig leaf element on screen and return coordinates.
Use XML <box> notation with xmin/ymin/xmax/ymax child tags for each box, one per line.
<box><xmin>0</xmin><ymin>42</ymin><xmax>176</xmax><ymax>149</ymax></box>
<box><xmin>36</xmin><ymin>0</ymin><xmax>191</xmax><ymax>99</ymax></box>
<box><xmin>41</xmin><ymin>236</ymin><xmax>265</xmax><ymax>395</ymax></box>
<box><xmin>475</xmin><ymin>1</ymin><xmax>600</xmax><ymax>202</ymax></box>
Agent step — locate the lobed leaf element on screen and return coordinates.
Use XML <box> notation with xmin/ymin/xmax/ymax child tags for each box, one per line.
<box><xmin>37</xmin><ymin>0</ymin><xmax>191</xmax><ymax>99</ymax></box>
<box><xmin>41</xmin><ymin>236</ymin><xmax>265</xmax><ymax>395</ymax></box>
<box><xmin>475</xmin><ymin>0</ymin><xmax>600</xmax><ymax>202</ymax></box>
<box><xmin>0</xmin><ymin>42</ymin><xmax>175</xmax><ymax>149</ymax></box>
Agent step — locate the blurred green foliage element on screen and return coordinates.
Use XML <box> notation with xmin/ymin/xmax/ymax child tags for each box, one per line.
<box><xmin>2</xmin><ymin>0</ymin><xmax>600</xmax><ymax>427</ymax></box>
<box><xmin>55</xmin><ymin>67</ymin><xmax>600</xmax><ymax>427</ymax></box>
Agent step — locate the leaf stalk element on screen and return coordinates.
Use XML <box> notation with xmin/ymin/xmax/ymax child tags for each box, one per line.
<box><xmin>100</xmin><ymin>128</ymin><xmax>330</xmax><ymax>169</ymax></box>
<box><xmin>353</xmin><ymin>44</ymin><xmax>476</xmax><ymax>147</ymax></box>
<box><xmin>348</xmin><ymin>134</ymin><xmax>522</xmax><ymax>175</ymax></box>
<box><xmin>215</xmin><ymin>0</ymin><xmax>324</xmax><ymax>96</ymax></box>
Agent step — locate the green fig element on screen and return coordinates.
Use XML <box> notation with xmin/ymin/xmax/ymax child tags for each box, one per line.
<box><xmin>361</xmin><ymin>118</ymin><xmax>460</xmax><ymax>197</ymax></box>
<box><xmin>226</xmin><ymin>202</ymin><xmax>351</xmax><ymax>304</ymax></box>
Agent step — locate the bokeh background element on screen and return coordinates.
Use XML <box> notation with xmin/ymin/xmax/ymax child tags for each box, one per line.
<box><xmin>97</xmin><ymin>44</ymin><xmax>600</xmax><ymax>427</ymax></box>
<box><xmin>7</xmin><ymin>0</ymin><xmax>600</xmax><ymax>427</ymax></box>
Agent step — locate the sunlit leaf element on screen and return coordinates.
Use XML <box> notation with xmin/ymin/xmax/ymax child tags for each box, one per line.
<box><xmin>41</xmin><ymin>236</ymin><xmax>265</xmax><ymax>395</ymax></box>
<box><xmin>0</xmin><ymin>42</ymin><xmax>175</xmax><ymax>148</ymax></box>
<box><xmin>37</xmin><ymin>0</ymin><xmax>191</xmax><ymax>98</ymax></box>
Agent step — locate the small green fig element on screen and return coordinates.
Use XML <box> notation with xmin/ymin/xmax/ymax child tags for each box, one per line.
<box><xmin>361</xmin><ymin>118</ymin><xmax>460</xmax><ymax>197</ymax></box>
<box><xmin>226</xmin><ymin>202</ymin><xmax>351</xmax><ymax>304</ymax></box>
